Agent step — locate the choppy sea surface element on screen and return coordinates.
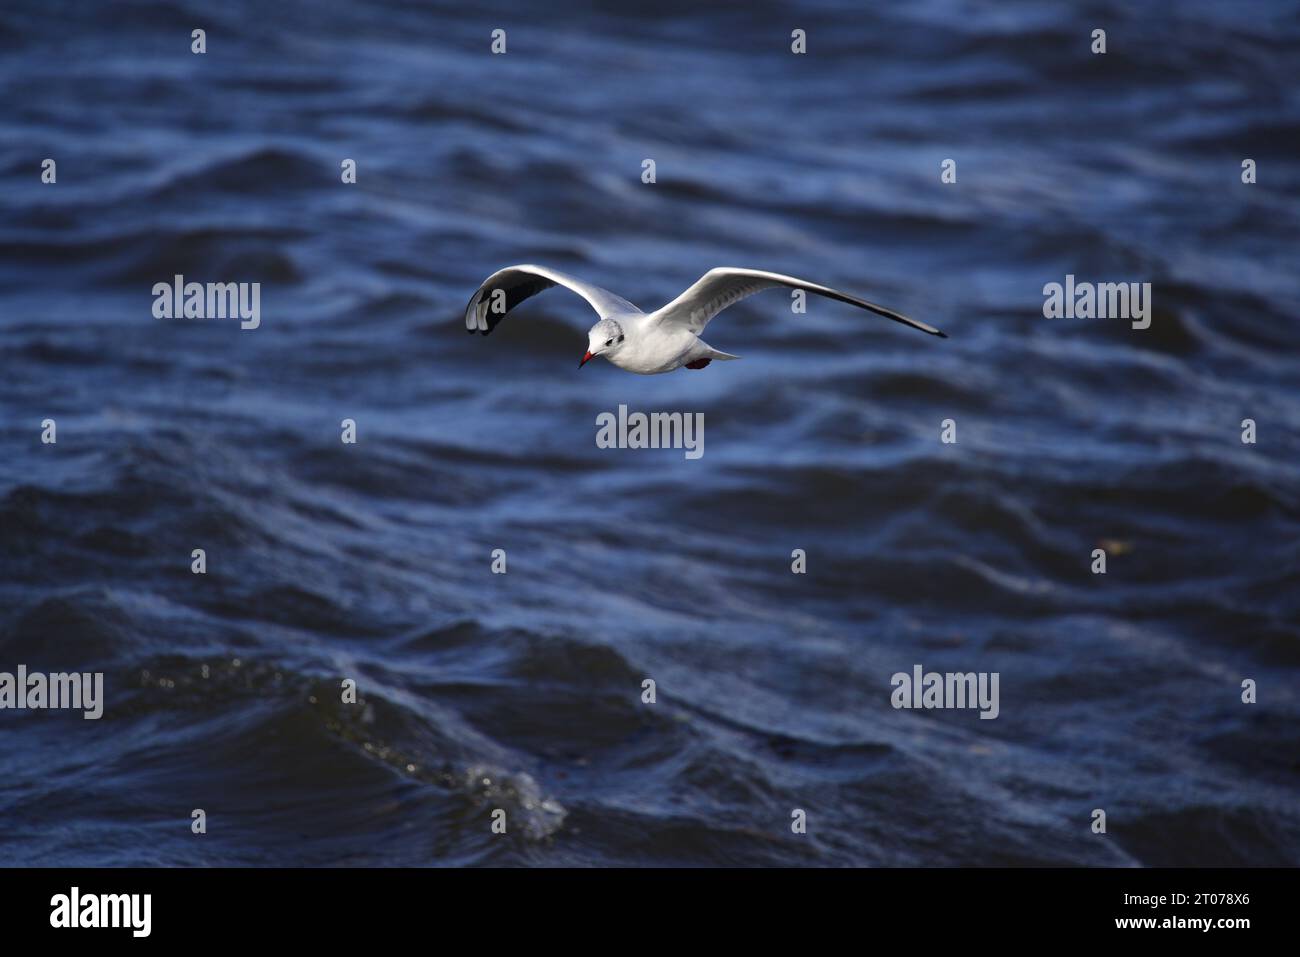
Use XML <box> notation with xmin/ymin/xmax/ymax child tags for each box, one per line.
<box><xmin>1</xmin><ymin>0</ymin><xmax>1298</xmax><ymax>866</ymax></box>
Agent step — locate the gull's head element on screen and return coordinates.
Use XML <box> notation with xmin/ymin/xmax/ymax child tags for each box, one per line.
<box><xmin>579</xmin><ymin>318</ymin><xmax>626</xmax><ymax>368</ymax></box>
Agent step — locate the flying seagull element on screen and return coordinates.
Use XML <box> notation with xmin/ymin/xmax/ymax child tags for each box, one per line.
<box><xmin>464</xmin><ymin>265</ymin><xmax>946</xmax><ymax>374</ymax></box>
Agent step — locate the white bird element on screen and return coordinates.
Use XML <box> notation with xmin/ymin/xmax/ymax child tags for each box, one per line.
<box><xmin>464</xmin><ymin>264</ymin><xmax>946</xmax><ymax>374</ymax></box>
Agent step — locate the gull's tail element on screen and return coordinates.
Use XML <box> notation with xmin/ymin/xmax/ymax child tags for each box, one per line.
<box><xmin>703</xmin><ymin>343</ymin><xmax>740</xmax><ymax>360</ymax></box>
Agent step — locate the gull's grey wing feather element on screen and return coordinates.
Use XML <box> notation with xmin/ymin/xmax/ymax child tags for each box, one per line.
<box><xmin>650</xmin><ymin>267</ymin><xmax>945</xmax><ymax>338</ymax></box>
<box><xmin>465</xmin><ymin>265</ymin><xmax>642</xmax><ymax>335</ymax></box>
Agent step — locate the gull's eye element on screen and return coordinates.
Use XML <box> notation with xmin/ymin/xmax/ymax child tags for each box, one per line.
<box><xmin>604</xmin><ymin>339</ymin><xmax>613</xmax><ymax>347</ymax></box>
<box><xmin>618</xmin><ymin>335</ymin><xmax>625</xmax><ymax>342</ymax></box>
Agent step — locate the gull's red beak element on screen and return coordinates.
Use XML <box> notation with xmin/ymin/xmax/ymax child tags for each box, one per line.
<box><xmin>579</xmin><ymin>350</ymin><xmax>594</xmax><ymax>368</ymax></box>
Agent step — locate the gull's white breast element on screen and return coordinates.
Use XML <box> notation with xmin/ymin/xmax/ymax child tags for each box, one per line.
<box><xmin>605</xmin><ymin>315</ymin><xmax>702</xmax><ymax>375</ymax></box>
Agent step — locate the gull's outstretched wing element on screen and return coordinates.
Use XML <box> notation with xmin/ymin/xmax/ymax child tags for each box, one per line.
<box><xmin>650</xmin><ymin>267</ymin><xmax>946</xmax><ymax>338</ymax></box>
<box><xmin>465</xmin><ymin>264</ymin><xmax>642</xmax><ymax>335</ymax></box>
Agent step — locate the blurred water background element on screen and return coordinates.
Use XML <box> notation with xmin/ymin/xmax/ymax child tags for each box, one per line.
<box><xmin>0</xmin><ymin>0</ymin><xmax>1297</xmax><ymax>865</ymax></box>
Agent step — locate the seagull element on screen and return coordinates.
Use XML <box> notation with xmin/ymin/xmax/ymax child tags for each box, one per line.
<box><xmin>464</xmin><ymin>264</ymin><xmax>946</xmax><ymax>374</ymax></box>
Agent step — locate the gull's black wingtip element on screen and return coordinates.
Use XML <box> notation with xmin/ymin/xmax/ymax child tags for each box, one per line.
<box><xmin>935</xmin><ymin>329</ymin><xmax>949</xmax><ymax>339</ymax></box>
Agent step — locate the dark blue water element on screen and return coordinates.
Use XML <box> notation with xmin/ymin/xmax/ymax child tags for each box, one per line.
<box><xmin>1</xmin><ymin>0</ymin><xmax>1298</xmax><ymax>866</ymax></box>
